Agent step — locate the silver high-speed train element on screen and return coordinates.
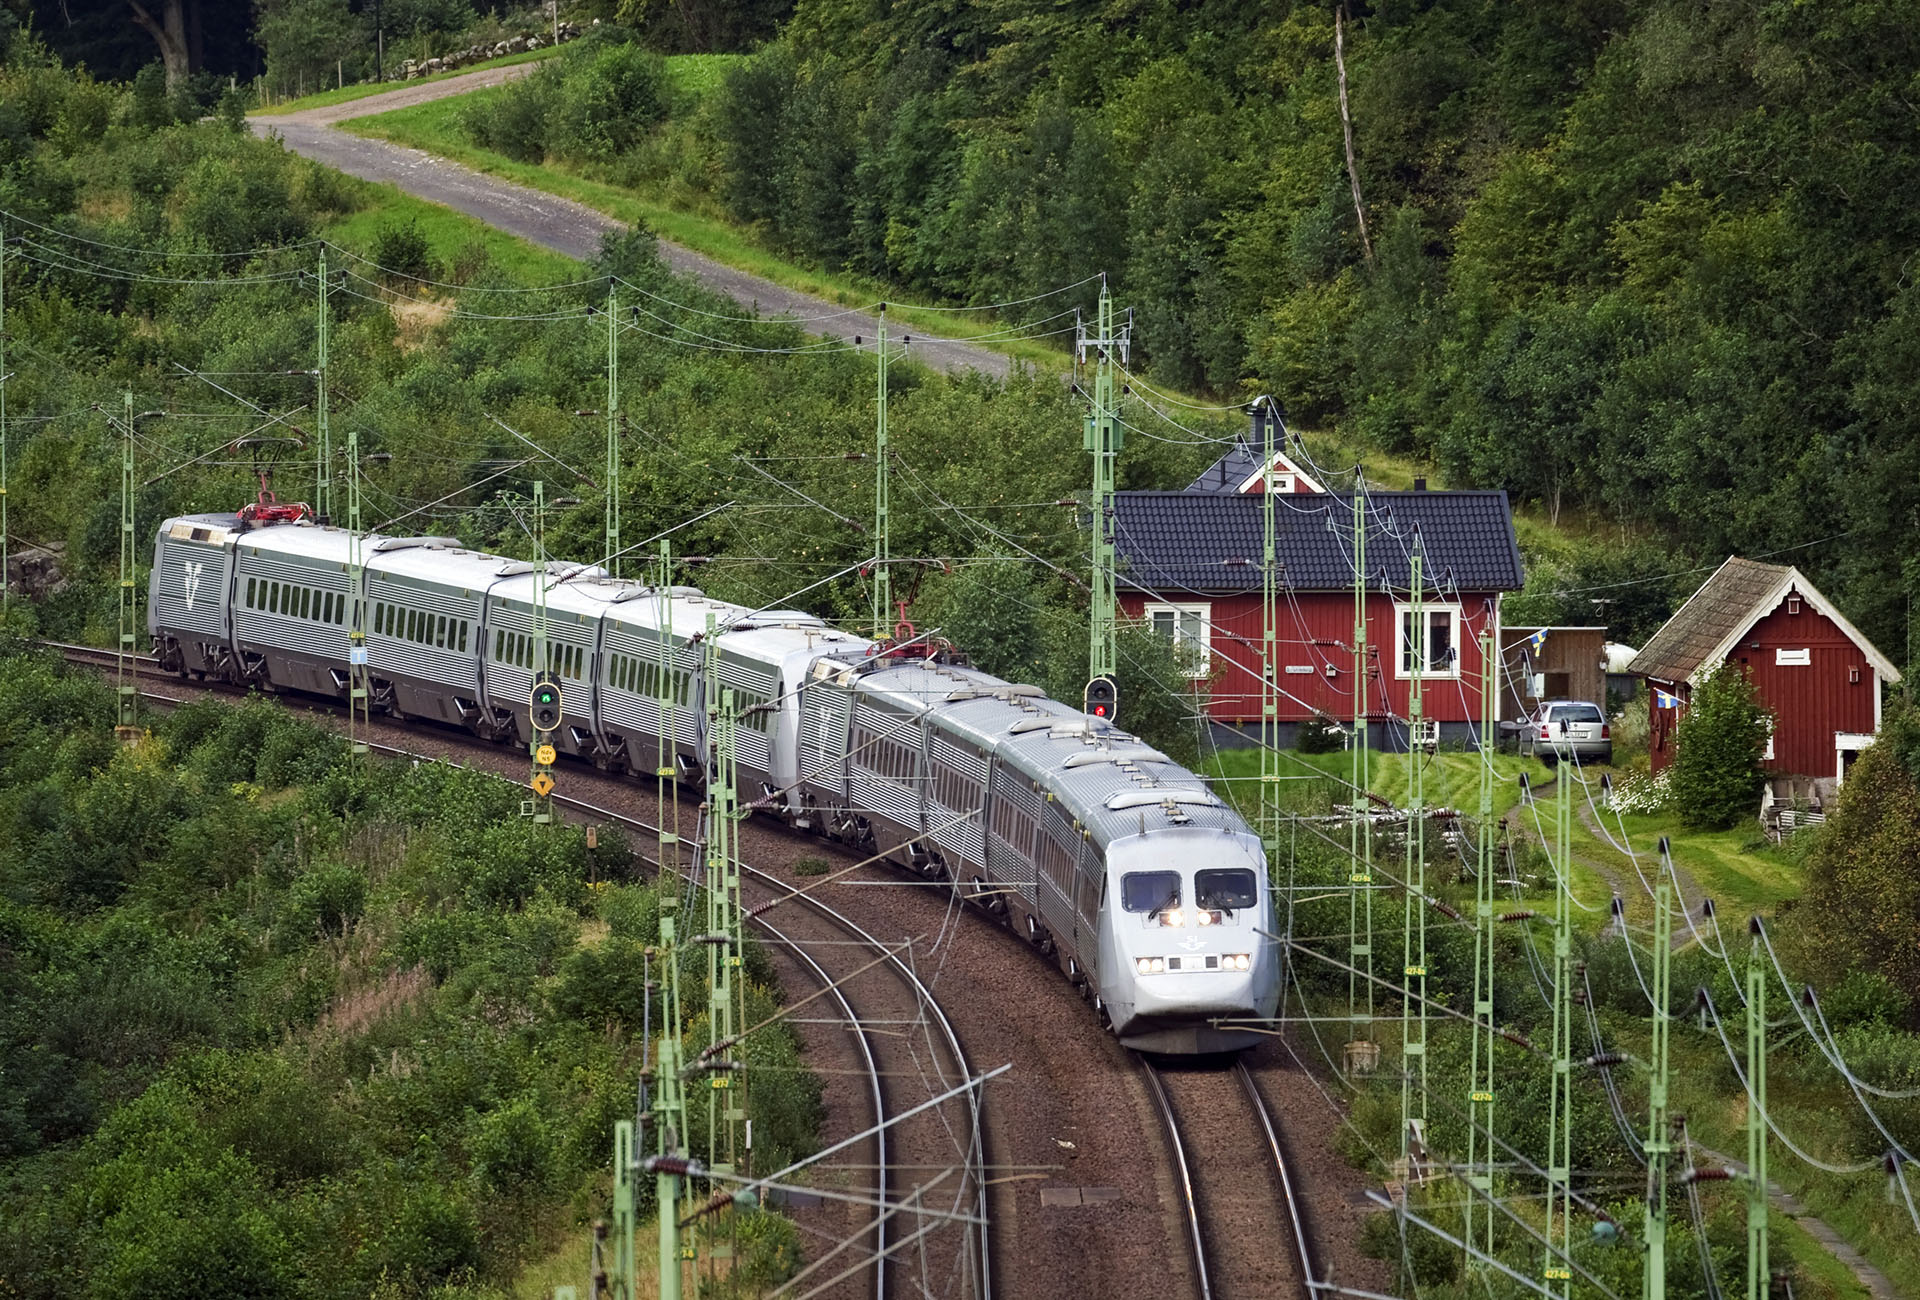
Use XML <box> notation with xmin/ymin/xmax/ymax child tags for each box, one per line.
<box><xmin>150</xmin><ymin>512</ymin><xmax>1280</xmax><ymax>1051</ymax></box>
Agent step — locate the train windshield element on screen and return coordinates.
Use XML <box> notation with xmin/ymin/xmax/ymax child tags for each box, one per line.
<box><xmin>1121</xmin><ymin>870</ymin><xmax>1182</xmax><ymax>914</ymax></box>
<box><xmin>1195</xmin><ymin>868</ymin><xmax>1259</xmax><ymax>912</ymax></box>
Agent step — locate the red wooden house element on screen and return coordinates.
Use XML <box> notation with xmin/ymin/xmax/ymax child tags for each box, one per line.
<box><xmin>1111</xmin><ymin>452</ymin><xmax>1525</xmax><ymax>749</ymax></box>
<box><xmin>1632</xmin><ymin>557</ymin><xmax>1900</xmax><ymax>785</ymax></box>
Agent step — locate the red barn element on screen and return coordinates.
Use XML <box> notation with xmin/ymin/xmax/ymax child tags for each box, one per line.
<box><xmin>1110</xmin><ymin>478</ymin><xmax>1525</xmax><ymax>750</ymax></box>
<box><xmin>1632</xmin><ymin>557</ymin><xmax>1901</xmax><ymax>785</ymax></box>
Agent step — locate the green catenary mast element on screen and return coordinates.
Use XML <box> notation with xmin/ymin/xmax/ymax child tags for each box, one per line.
<box><xmin>116</xmin><ymin>391</ymin><xmax>138</xmax><ymax>734</ymax></box>
<box><xmin>1259</xmin><ymin>398</ymin><xmax>1280</xmax><ymax>850</ymax></box>
<box><xmin>1401</xmin><ymin>532</ymin><xmax>1429</xmax><ymax>1165</ymax></box>
<box><xmin>605</xmin><ymin>286</ymin><xmax>621</xmax><ymax>579</ymax></box>
<box><xmin>315</xmin><ymin>249</ymin><xmax>331</xmax><ymax>522</ymax></box>
<box><xmin>1747</xmin><ymin>919</ymin><xmax>1770</xmax><ymax>1300</ymax></box>
<box><xmin>344</xmin><ymin>266</ymin><xmax>370</xmax><ymax>760</ymax></box>
<box><xmin>1465</xmin><ymin>623</ymin><xmax>1498</xmax><ymax>1266</ymax></box>
<box><xmin>1081</xmin><ymin>278</ymin><xmax>1125</xmax><ymax>687</ymax></box>
<box><xmin>1643</xmin><ymin>860</ymin><xmax>1676</xmax><ymax>1300</ymax></box>
<box><xmin>871</xmin><ymin>306</ymin><xmax>891</xmax><ymax>640</ymax></box>
<box><xmin>1544</xmin><ymin>753</ymin><xmax>1575</xmax><ymax>1296</ymax></box>
<box><xmin>1349</xmin><ymin>475</ymin><xmax>1374</xmax><ymax>1065</ymax></box>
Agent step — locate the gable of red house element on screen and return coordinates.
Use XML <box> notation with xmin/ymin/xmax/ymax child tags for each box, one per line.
<box><xmin>1631</xmin><ymin>557</ymin><xmax>1900</xmax><ymax>782</ymax></box>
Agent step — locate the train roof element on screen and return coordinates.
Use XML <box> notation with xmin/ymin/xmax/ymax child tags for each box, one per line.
<box><xmin>850</xmin><ymin>658</ymin><xmax>1252</xmax><ymax>844</ymax></box>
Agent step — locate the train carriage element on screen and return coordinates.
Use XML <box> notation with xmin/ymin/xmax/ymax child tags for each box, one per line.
<box><xmin>228</xmin><ymin>524</ymin><xmax>357</xmax><ymax>697</ymax></box>
<box><xmin>150</xmin><ymin>511</ymin><xmax>1279</xmax><ymax>1054</ymax></box>
<box><xmin>362</xmin><ymin>538</ymin><xmax>494</xmax><ymax>725</ymax></box>
<box><xmin>480</xmin><ymin>563</ymin><xmax>608</xmax><ymax>754</ymax></box>
<box><xmin>148</xmin><ymin>514</ymin><xmax>240</xmax><ymax>677</ymax></box>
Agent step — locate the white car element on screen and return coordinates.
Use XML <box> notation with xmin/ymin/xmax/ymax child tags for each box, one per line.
<box><xmin>1522</xmin><ymin>700</ymin><xmax>1612</xmax><ymax>766</ymax></box>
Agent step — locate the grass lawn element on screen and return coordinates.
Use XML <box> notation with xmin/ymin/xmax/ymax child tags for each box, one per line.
<box><xmin>1206</xmin><ymin>745</ymin><xmax>1553</xmax><ymax>821</ymax></box>
<box><xmin>319</xmin><ymin>179</ymin><xmax>582</xmax><ymax>286</ymax></box>
<box><xmin>254</xmin><ymin>46</ymin><xmax>561</xmax><ymax>115</ymax></box>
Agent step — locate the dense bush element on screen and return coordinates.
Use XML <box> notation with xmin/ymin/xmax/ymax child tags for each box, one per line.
<box><xmin>0</xmin><ymin>647</ymin><xmax>818</xmax><ymax>1297</ymax></box>
<box><xmin>1669</xmin><ymin>664</ymin><xmax>1771</xmax><ymax>830</ymax></box>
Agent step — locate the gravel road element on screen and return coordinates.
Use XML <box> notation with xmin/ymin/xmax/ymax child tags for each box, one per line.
<box><xmin>250</xmin><ymin>67</ymin><xmax>1013</xmax><ymax>379</ymax></box>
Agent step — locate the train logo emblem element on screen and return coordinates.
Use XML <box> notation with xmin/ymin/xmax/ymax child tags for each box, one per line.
<box><xmin>182</xmin><ymin>561</ymin><xmax>204</xmax><ymax>610</ymax></box>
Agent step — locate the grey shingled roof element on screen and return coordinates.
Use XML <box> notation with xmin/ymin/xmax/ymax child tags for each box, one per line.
<box><xmin>1188</xmin><ymin>442</ymin><xmax>1264</xmax><ymax>494</ymax></box>
<box><xmin>1628</xmin><ymin>557</ymin><xmax>1791</xmax><ymax>683</ymax></box>
<box><xmin>1110</xmin><ymin>490</ymin><xmax>1524</xmax><ymax>594</ymax></box>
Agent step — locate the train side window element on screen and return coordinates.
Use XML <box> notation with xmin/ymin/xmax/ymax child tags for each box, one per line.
<box><xmin>245</xmin><ymin>578</ymin><xmax>255</xmax><ymax>607</ymax></box>
<box><xmin>265</xmin><ymin>583</ymin><xmax>276</xmax><ymax>613</ymax></box>
<box><xmin>435</xmin><ymin>615</ymin><xmax>447</xmax><ymax>649</ymax></box>
<box><xmin>1195</xmin><ymin>869</ymin><xmax>1258</xmax><ymax>912</ymax></box>
<box><xmin>458</xmin><ymin>622</ymin><xmax>468</xmax><ymax>652</ymax></box>
<box><xmin>1120</xmin><ymin>871</ymin><xmax>1181</xmax><ymax>913</ymax></box>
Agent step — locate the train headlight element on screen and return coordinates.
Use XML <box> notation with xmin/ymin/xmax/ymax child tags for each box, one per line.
<box><xmin>1151</xmin><ymin>958</ymin><xmax>1165</xmax><ymax>973</ymax></box>
<box><xmin>1162</xmin><ymin>908</ymin><xmax>1184</xmax><ymax>928</ymax></box>
<box><xmin>1196</xmin><ymin>909</ymin><xmax>1215</xmax><ymax>927</ymax></box>
<box><xmin>1136</xmin><ymin>957</ymin><xmax>1152</xmax><ymax>975</ymax></box>
<box><xmin>1232</xmin><ymin>954</ymin><xmax>1251</xmax><ymax>971</ymax></box>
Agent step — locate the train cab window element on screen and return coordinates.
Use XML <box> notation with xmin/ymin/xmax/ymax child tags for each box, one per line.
<box><xmin>1121</xmin><ymin>870</ymin><xmax>1182</xmax><ymax>914</ymax></box>
<box><xmin>1195</xmin><ymin>869</ymin><xmax>1259</xmax><ymax>912</ymax></box>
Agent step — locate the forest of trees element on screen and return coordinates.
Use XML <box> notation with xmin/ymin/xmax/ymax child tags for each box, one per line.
<box><xmin>675</xmin><ymin>0</ymin><xmax>1920</xmax><ymax>662</ymax></box>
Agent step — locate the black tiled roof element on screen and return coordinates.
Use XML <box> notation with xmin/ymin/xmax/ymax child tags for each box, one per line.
<box><xmin>1111</xmin><ymin>490</ymin><xmax>1524</xmax><ymax>594</ymax></box>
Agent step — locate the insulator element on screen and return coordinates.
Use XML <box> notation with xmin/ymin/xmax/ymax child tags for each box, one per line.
<box><xmin>1499</xmin><ymin>1029</ymin><xmax>1535</xmax><ymax>1049</ymax></box>
<box><xmin>1684</xmin><ymin>1168</ymin><xmax>1733</xmax><ymax>1184</ymax></box>
<box><xmin>642</xmin><ymin>1155</ymin><xmax>706</xmax><ymax>1177</ymax></box>
<box><xmin>1499</xmin><ymin>910</ymin><xmax>1537</xmax><ymax>922</ymax></box>
<box><xmin>1584</xmin><ymin>1052</ymin><xmax>1626</xmax><ymax>1068</ymax></box>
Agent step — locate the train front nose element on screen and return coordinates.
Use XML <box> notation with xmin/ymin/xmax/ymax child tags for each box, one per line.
<box><xmin>1104</xmin><ymin>852</ymin><xmax>1278</xmax><ymax>1053</ymax></box>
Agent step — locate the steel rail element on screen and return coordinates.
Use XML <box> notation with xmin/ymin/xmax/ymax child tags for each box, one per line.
<box><xmin>748</xmin><ymin>907</ymin><xmax>891</xmax><ymax>1300</ymax></box>
<box><xmin>1234</xmin><ymin>1060</ymin><xmax>1320</xmax><ymax>1300</ymax></box>
<box><xmin>1139</xmin><ymin>1057</ymin><xmax>1213</xmax><ymax>1300</ymax></box>
<box><xmin>550</xmin><ymin>786</ymin><xmax>991</xmax><ymax>1300</ymax></box>
<box><xmin>57</xmin><ymin>642</ymin><xmax>992</xmax><ymax>1300</ymax></box>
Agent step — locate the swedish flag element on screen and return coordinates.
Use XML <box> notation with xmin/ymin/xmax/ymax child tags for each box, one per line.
<box><xmin>1527</xmin><ymin>627</ymin><xmax>1548</xmax><ymax>654</ymax></box>
<box><xmin>1654</xmin><ymin>689</ymin><xmax>1681</xmax><ymax>710</ymax></box>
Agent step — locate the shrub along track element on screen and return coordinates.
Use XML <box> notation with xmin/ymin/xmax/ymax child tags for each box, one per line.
<box><xmin>55</xmin><ymin>643</ymin><xmax>1390</xmax><ymax>1299</ymax></box>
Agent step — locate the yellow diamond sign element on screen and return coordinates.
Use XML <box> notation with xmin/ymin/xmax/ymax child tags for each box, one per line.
<box><xmin>535</xmin><ymin>743</ymin><xmax>557</xmax><ymax>766</ymax></box>
<box><xmin>530</xmin><ymin>772</ymin><xmax>555</xmax><ymax>797</ymax></box>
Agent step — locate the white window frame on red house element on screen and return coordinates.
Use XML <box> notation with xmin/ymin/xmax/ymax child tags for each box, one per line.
<box><xmin>1394</xmin><ymin>602</ymin><xmax>1463</xmax><ymax>680</ymax></box>
<box><xmin>1144</xmin><ymin>601</ymin><xmax>1212</xmax><ymax>678</ymax></box>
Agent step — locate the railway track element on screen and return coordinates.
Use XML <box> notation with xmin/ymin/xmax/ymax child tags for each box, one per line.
<box><xmin>1139</xmin><ymin>1055</ymin><xmax>1318</xmax><ymax>1300</ymax></box>
<box><xmin>43</xmin><ymin>637</ymin><xmax>1374</xmax><ymax>1299</ymax></box>
<box><xmin>41</xmin><ymin>640</ymin><xmax>991</xmax><ymax>1300</ymax></box>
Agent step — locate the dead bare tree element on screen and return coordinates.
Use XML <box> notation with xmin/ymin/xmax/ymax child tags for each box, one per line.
<box><xmin>1335</xmin><ymin>2</ymin><xmax>1374</xmax><ymax>265</ymax></box>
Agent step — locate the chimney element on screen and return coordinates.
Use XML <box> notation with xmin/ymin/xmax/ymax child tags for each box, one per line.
<box><xmin>1413</xmin><ymin>477</ymin><xmax>1428</xmax><ymax>492</ymax></box>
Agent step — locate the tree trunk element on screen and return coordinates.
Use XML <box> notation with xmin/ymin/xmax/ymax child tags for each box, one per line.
<box><xmin>1334</xmin><ymin>3</ymin><xmax>1374</xmax><ymax>265</ymax></box>
<box><xmin>129</xmin><ymin>0</ymin><xmax>191</xmax><ymax>89</ymax></box>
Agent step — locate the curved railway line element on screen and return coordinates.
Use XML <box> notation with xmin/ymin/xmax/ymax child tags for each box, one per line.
<box><xmin>1139</xmin><ymin>1056</ymin><xmax>1319</xmax><ymax>1300</ymax></box>
<box><xmin>41</xmin><ymin>639</ymin><xmax>1387</xmax><ymax>1300</ymax></box>
<box><xmin>56</xmin><ymin>640</ymin><xmax>989</xmax><ymax>1300</ymax></box>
